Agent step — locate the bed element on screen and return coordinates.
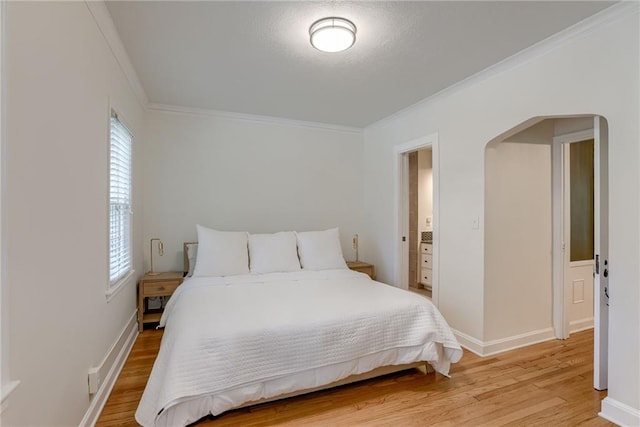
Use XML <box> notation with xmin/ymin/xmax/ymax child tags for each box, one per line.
<box><xmin>135</xmin><ymin>227</ymin><xmax>462</xmax><ymax>426</ymax></box>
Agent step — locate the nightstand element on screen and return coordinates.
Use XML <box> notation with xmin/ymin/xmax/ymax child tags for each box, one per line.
<box><xmin>137</xmin><ymin>271</ymin><xmax>184</xmax><ymax>332</ymax></box>
<box><xmin>346</xmin><ymin>261</ymin><xmax>376</xmax><ymax>280</ymax></box>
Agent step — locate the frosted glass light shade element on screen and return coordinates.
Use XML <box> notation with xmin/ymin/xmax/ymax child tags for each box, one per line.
<box><xmin>309</xmin><ymin>17</ymin><xmax>356</xmax><ymax>53</ymax></box>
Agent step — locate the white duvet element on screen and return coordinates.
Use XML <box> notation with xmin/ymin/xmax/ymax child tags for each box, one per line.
<box><xmin>135</xmin><ymin>269</ymin><xmax>462</xmax><ymax>426</ymax></box>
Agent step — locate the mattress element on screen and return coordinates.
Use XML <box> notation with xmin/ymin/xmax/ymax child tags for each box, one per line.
<box><xmin>135</xmin><ymin>269</ymin><xmax>462</xmax><ymax>426</ymax></box>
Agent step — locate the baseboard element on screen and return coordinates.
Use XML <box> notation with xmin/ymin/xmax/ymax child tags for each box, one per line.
<box><xmin>482</xmin><ymin>327</ymin><xmax>556</xmax><ymax>356</ymax></box>
<box><xmin>452</xmin><ymin>327</ymin><xmax>556</xmax><ymax>357</ymax></box>
<box><xmin>451</xmin><ymin>329</ymin><xmax>484</xmax><ymax>356</ymax></box>
<box><xmin>569</xmin><ymin>317</ymin><xmax>594</xmax><ymax>334</ymax></box>
<box><xmin>600</xmin><ymin>397</ymin><xmax>640</xmax><ymax>426</ymax></box>
<box><xmin>79</xmin><ymin>311</ymin><xmax>138</xmax><ymax>427</ymax></box>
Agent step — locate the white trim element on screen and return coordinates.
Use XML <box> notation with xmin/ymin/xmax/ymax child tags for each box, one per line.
<box><xmin>451</xmin><ymin>328</ymin><xmax>484</xmax><ymax>356</ymax></box>
<box><xmin>592</xmin><ymin>115</ymin><xmax>609</xmax><ymax>391</ymax></box>
<box><xmin>147</xmin><ymin>103</ymin><xmax>363</xmax><ymax>135</ymax></box>
<box><xmin>600</xmin><ymin>397</ymin><xmax>640</xmax><ymax>427</ymax></box>
<box><xmin>552</xmin><ymin>128</ymin><xmax>595</xmax><ymax>339</ymax></box>
<box><xmin>84</xmin><ymin>1</ymin><xmax>148</xmax><ymax>109</ymax></box>
<box><xmin>105</xmin><ymin>269</ymin><xmax>135</xmax><ymax>302</ymax></box>
<box><xmin>394</xmin><ymin>134</ymin><xmax>437</xmax><ymax>156</ymax></box>
<box><xmin>551</xmin><ymin>136</ymin><xmax>566</xmax><ymax>338</ymax></box>
<box><xmin>452</xmin><ymin>327</ymin><xmax>556</xmax><ymax>357</ymax></box>
<box><xmin>431</xmin><ymin>140</ymin><xmax>440</xmax><ymax>307</ymax></box>
<box><xmin>393</xmin><ymin>152</ymin><xmax>408</xmax><ymax>289</ymax></box>
<box><xmin>554</xmin><ymin>129</ymin><xmax>594</xmax><ymax>145</ymax></box>
<box><xmin>393</xmin><ymin>133</ymin><xmax>439</xmax><ymax>306</ymax></box>
<box><xmin>367</xmin><ymin>2</ymin><xmax>638</xmax><ymax>131</ymax></box>
<box><xmin>79</xmin><ymin>312</ymin><xmax>138</xmax><ymax>427</ymax></box>
<box><xmin>569</xmin><ymin>317</ymin><xmax>594</xmax><ymax>334</ymax></box>
<box><xmin>482</xmin><ymin>328</ymin><xmax>556</xmax><ymax>357</ymax></box>
<box><xmin>0</xmin><ymin>380</ymin><xmax>19</xmax><ymax>414</ymax></box>
<box><xmin>83</xmin><ymin>0</ymin><xmax>364</xmax><ymax>134</ymax></box>
<box><xmin>0</xmin><ymin>0</ymin><xmax>14</xmax><ymax>412</ymax></box>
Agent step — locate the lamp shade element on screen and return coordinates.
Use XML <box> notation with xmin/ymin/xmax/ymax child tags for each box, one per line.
<box><xmin>309</xmin><ymin>17</ymin><xmax>356</xmax><ymax>53</ymax></box>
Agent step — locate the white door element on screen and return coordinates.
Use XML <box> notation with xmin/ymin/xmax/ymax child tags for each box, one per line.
<box><xmin>593</xmin><ymin>116</ymin><xmax>609</xmax><ymax>391</ymax></box>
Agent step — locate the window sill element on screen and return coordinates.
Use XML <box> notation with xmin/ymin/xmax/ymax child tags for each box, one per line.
<box><xmin>106</xmin><ymin>270</ymin><xmax>135</xmax><ymax>302</ymax></box>
<box><xmin>1</xmin><ymin>380</ymin><xmax>20</xmax><ymax>413</ymax></box>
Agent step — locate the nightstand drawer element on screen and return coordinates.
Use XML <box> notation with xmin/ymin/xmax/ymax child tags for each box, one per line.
<box><xmin>144</xmin><ymin>280</ymin><xmax>181</xmax><ymax>296</ymax></box>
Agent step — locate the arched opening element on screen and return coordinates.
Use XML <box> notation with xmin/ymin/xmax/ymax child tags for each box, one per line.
<box><xmin>484</xmin><ymin>115</ymin><xmax>609</xmax><ymax>390</ymax></box>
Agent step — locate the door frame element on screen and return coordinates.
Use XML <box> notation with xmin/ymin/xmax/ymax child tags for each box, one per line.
<box><xmin>592</xmin><ymin>115</ymin><xmax>609</xmax><ymax>391</ymax></box>
<box><xmin>393</xmin><ymin>132</ymin><xmax>439</xmax><ymax>306</ymax></box>
<box><xmin>552</xmin><ymin>128</ymin><xmax>594</xmax><ymax>339</ymax></box>
<box><xmin>552</xmin><ymin>117</ymin><xmax>609</xmax><ymax>390</ymax></box>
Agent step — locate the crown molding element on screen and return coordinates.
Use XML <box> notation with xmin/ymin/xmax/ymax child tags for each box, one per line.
<box><xmin>84</xmin><ymin>0</ymin><xmax>360</xmax><ymax>134</ymax></box>
<box><xmin>367</xmin><ymin>1</ymin><xmax>640</xmax><ymax>131</ymax></box>
<box><xmin>84</xmin><ymin>0</ymin><xmax>636</xmax><ymax>133</ymax></box>
<box><xmin>84</xmin><ymin>0</ymin><xmax>148</xmax><ymax>109</ymax></box>
<box><xmin>147</xmin><ymin>103</ymin><xmax>363</xmax><ymax>135</ymax></box>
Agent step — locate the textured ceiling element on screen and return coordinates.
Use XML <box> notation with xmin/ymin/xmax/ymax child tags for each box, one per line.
<box><xmin>106</xmin><ymin>1</ymin><xmax>615</xmax><ymax>128</ymax></box>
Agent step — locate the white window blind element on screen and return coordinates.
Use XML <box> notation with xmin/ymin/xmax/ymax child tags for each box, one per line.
<box><xmin>109</xmin><ymin>113</ymin><xmax>132</xmax><ymax>286</ymax></box>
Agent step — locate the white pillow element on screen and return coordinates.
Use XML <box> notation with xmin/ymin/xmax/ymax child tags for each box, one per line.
<box><xmin>249</xmin><ymin>232</ymin><xmax>301</xmax><ymax>274</ymax></box>
<box><xmin>185</xmin><ymin>243</ymin><xmax>198</xmax><ymax>277</ymax></box>
<box><xmin>192</xmin><ymin>225</ymin><xmax>249</xmax><ymax>277</ymax></box>
<box><xmin>296</xmin><ymin>228</ymin><xmax>347</xmax><ymax>271</ymax></box>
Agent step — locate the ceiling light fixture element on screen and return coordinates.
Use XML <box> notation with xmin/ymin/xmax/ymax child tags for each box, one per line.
<box><xmin>309</xmin><ymin>17</ymin><xmax>356</xmax><ymax>53</ymax></box>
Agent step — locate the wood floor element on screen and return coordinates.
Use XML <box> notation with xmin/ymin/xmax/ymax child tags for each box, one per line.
<box><xmin>97</xmin><ymin>329</ymin><xmax>612</xmax><ymax>426</ymax></box>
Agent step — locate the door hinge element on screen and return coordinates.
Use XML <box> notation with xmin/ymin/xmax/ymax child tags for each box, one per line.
<box><xmin>595</xmin><ymin>254</ymin><xmax>600</xmax><ymax>274</ymax></box>
<box><xmin>402</xmin><ymin>236</ymin><xmax>406</xmax><ymax>242</ymax></box>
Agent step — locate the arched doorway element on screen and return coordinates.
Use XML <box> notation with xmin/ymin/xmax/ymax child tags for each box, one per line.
<box><xmin>484</xmin><ymin>115</ymin><xmax>609</xmax><ymax>390</ymax></box>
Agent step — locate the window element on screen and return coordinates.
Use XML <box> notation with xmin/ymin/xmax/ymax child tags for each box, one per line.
<box><xmin>569</xmin><ymin>139</ymin><xmax>594</xmax><ymax>262</ymax></box>
<box><xmin>109</xmin><ymin>112</ymin><xmax>133</xmax><ymax>287</ymax></box>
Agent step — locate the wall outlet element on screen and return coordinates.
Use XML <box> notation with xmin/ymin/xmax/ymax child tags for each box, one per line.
<box><xmin>88</xmin><ymin>367</ymin><xmax>100</xmax><ymax>395</ymax></box>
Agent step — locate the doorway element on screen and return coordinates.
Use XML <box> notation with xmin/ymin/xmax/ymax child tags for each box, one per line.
<box><xmin>559</xmin><ymin>132</ymin><xmax>595</xmax><ymax>339</ymax></box>
<box><xmin>554</xmin><ymin>118</ymin><xmax>609</xmax><ymax>391</ymax></box>
<box><xmin>484</xmin><ymin>115</ymin><xmax>609</xmax><ymax>391</ymax></box>
<box><xmin>394</xmin><ymin>132</ymin><xmax>439</xmax><ymax>306</ymax></box>
<box><xmin>408</xmin><ymin>149</ymin><xmax>433</xmax><ymax>298</ymax></box>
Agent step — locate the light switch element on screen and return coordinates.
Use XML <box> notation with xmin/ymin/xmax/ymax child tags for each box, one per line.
<box><xmin>426</xmin><ymin>216</ymin><xmax>432</xmax><ymax>226</ymax></box>
<box><xmin>471</xmin><ymin>216</ymin><xmax>479</xmax><ymax>229</ymax></box>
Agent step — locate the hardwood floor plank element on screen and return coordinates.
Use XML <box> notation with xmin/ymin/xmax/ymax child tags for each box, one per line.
<box><xmin>96</xmin><ymin>329</ymin><xmax>613</xmax><ymax>426</ymax></box>
<box><xmin>480</xmin><ymin>397</ymin><xmax>567</xmax><ymax>426</ymax></box>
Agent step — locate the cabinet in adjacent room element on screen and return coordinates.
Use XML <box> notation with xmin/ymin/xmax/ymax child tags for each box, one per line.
<box><xmin>419</xmin><ymin>242</ymin><xmax>433</xmax><ymax>291</ymax></box>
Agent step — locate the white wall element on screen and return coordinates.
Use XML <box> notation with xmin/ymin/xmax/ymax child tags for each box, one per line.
<box><xmin>142</xmin><ymin>109</ymin><xmax>364</xmax><ymax>272</ymax></box>
<box><xmin>484</xmin><ymin>141</ymin><xmax>552</xmax><ymax>341</ymax></box>
<box><xmin>362</xmin><ymin>6</ymin><xmax>639</xmax><ymax>417</ymax></box>
<box><xmin>2</xmin><ymin>2</ymin><xmax>144</xmax><ymax>425</ymax></box>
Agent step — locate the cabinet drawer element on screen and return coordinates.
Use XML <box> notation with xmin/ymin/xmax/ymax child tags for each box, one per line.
<box><xmin>420</xmin><ymin>243</ymin><xmax>433</xmax><ymax>255</ymax></box>
<box><xmin>420</xmin><ymin>268</ymin><xmax>432</xmax><ymax>285</ymax></box>
<box><xmin>144</xmin><ymin>280</ymin><xmax>181</xmax><ymax>296</ymax></box>
<box><xmin>421</xmin><ymin>254</ymin><xmax>433</xmax><ymax>269</ymax></box>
